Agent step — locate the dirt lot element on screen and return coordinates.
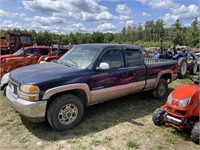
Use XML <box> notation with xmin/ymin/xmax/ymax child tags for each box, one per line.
<box><xmin>0</xmin><ymin>75</ymin><xmax>199</xmax><ymax>150</ymax></box>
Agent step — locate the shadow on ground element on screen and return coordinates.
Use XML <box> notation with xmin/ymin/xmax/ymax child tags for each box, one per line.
<box><xmin>20</xmin><ymin>87</ymin><xmax>191</xmax><ymax>142</ymax></box>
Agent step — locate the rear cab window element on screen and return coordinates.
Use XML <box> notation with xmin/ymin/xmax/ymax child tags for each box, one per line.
<box><xmin>125</xmin><ymin>49</ymin><xmax>142</xmax><ymax>66</ymax></box>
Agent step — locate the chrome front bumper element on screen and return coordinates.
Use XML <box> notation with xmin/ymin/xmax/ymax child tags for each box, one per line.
<box><xmin>6</xmin><ymin>85</ymin><xmax>47</xmax><ymax>122</ymax></box>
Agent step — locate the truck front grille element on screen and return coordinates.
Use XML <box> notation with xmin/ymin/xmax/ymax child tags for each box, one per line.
<box><xmin>9</xmin><ymin>81</ymin><xmax>18</xmax><ymax>97</ymax></box>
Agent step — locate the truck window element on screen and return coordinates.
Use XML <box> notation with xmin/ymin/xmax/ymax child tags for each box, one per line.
<box><xmin>101</xmin><ymin>49</ymin><xmax>124</xmax><ymax>68</ymax></box>
<box><xmin>39</xmin><ymin>48</ymin><xmax>49</xmax><ymax>55</ymax></box>
<box><xmin>125</xmin><ymin>49</ymin><xmax>142</xmax><ymax>66</ymax></box>
<box><xmin>25</xmin><ymin>48</ymin><xmax>37</xmax><ymax>55</ymax></box>
<box><xmin>20</xmin><ymin>36</ymin><xmax>32</xmax><ymax>44</ymax></box>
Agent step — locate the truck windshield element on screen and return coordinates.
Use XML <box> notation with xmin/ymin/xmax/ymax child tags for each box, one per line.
<box><xmin>58</xmin><ymin>45</ymin><xmax>100</xmax><ymax>69</ymax></box>
<box><xmin>13</xmin><ymin>48</ymin><xmax>23</xmax><ymax>55</ymax></box>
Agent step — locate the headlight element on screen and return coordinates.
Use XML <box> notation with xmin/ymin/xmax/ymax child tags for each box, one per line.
<box><xmin>178</xmin><ymin>98</ymin><xmax>191</xmax><ymax>108</ymax></box>
<box><xmin>167</xmin><ymin>93</ymin><xmax>172</xmax><ymax>104</ymax></box>
<box><xmin>19</xmin><ymin>84</ymin><xmax>40</xmax><ymax>101</ymax></box>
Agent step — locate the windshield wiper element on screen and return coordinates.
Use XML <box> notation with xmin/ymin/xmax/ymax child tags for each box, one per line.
<box><xmin>66</xmin><ymin>58</ymin><xmax>79</xmax><ymax>68</ymax></box>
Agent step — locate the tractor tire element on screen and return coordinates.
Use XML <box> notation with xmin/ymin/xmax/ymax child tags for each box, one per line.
<box><xmin>152</xmin><ymin>78</ymin><xmax>168</xmax><ymax>99</ymax></box>
<box><xmin>152</xmin><ymin>108</ymin><xmax>165</xmax><ymax>126</ymax></box>
<box><xmin>178</xmin><ymin>57</ymin><xmax>187</xmax><ymax>79</ymax></box>
<box><xmin>47</xmin><ymin>94</ymin><xmax>84</xmax><ymax>131</ymax></box>
<box><xmin>191</xmin><ymin>122</ymin><xmax>200</xmax><ymax>144</ymax></box>
<box><xmin>188</xmin><ymin>61</ymin><xmax>198</xmax><ymax>75</ymax></box>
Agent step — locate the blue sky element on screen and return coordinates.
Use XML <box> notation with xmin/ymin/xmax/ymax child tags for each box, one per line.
<box><xmin>0</xmin><ymin>0</ymin><xmax>199</xmax><ymax>34</ymax></box>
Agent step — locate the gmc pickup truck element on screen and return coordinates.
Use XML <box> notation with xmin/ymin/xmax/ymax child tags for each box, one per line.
<box><xmin>6</xmin><ymin>44</ymin><xmax>178</xmax><ymax>130</ymax></box>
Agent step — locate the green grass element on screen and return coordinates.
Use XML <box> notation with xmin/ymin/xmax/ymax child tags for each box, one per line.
<box><xmin>127</xmin><ymin>140</ymin><xmax>140</xmax><ymax>149</ymax></box>
<box><xmin>0</xmin><ymin>73</ymin><xmax>199</xmax><ymax>150</ymax></box>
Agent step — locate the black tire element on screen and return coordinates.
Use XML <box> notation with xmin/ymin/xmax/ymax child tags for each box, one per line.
<box><xmin>152</xmin><ymin>108</ymin><xmax>165</xmax><ymax>126</ymax></box>
<box><xmin>178</xmin><ymin>57</ymin><xmax>187</xmax><ymax>78</ymax></box>
<box><xmin>188</xmin><ymin>61</ymin><xmax>198</xmax><ymax>75</ymax></box>
<box><xmin>152</xmin><ymin>78</ymin><xmax>168</xmax><ymax>99</ymax></box>
<box><xmin>3</xmin><ymin>85</ymin><xmax>8</xmax><ymax>96</ymax></box>
<box><xmin>191</xmin><ymin>122</ymin><xmax>200</xmax><ymax>144</ymax></box>
<box><xmin>47</xmin><ymin>94</ymin><xmax>84</xmax><ymax>131</ymax></box>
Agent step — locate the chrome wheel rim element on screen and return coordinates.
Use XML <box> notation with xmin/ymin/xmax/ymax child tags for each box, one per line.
<box><xmin>159</xmin><ymin>83</ymin><xmax>166</xmax><ymax>96</ymax></box>
<box><xmin>58</xmin><ymin>104</ymin><xmax>78</xmax><ymax>125</ymax></box>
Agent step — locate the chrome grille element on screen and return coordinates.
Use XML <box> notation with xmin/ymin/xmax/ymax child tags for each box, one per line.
<box><xmin>9</xmin><ymin>80</ymin><xmax>19</xmax><ymax>97</ymax></box>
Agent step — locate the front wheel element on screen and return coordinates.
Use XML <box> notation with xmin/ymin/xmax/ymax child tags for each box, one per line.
<box><xmin>152</xmin><ymin>78</ymin><xmax>168</xmax><ymax>99</ymax></box>
<box><xmin>152</xmin><ymin>108</ymin><xmax>165</xmax><ymax>126</ymax></box>
<box><xmin>191</xmin><ymin>122</ymin><xmax>200</xmax><ymax>144</ymax></box>
<box><xmin>47</xmin><ymin>94</ymin><xmax>84</xmax><ymax>131</ymax></box>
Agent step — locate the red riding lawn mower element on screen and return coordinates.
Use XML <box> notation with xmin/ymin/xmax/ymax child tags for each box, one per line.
<box><xmin>152</xmin><ymin>78</ymin><xmax>200</xmax><ymax>144</ymax></box>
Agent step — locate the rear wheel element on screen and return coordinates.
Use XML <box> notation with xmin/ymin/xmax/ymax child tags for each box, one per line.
<box><xmin>188</xmin><ymin>61</ymin><xmax>198</xmax><ymax>75</ymax></box>
<box><xmin>178</xmin><ymin>57</ymin><xmax>187</xmax><ymax>78</ymax></box>
<box><xmin>191</xmin><ymin>122</ymin><xmax>200</xmax><ymax>144</ymax></box>
<box><xmin>47</xmin><ymin>94</ymin><xmax>84</xmax><ymax>131</ymax></box>
<box><xmin>152</xmin><ymin>108</ymin><xmax>165</xmax><ymax>126</ymax></box>
<box><xmin>152</xmin><ymin>78</ymin><xmax>168</xmax><ymax>99</ymax></box>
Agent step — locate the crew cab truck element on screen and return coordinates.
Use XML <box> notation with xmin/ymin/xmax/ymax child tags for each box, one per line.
<box><xmin>6</xmin><ymin>44</ymin><xmax>178</xmax><ymax>130</ymax></box>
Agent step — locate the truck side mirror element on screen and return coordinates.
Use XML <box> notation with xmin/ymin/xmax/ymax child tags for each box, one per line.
<box><xmin>96</xmin><ymin>62</ymin><xmax>110</xmax><ymax>71</ymax></box>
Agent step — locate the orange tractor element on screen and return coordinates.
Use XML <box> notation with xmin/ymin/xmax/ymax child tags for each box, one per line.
<box><xmin>0</xmin><ymin>46</ymin><xmax>69</xmax><ymax>94</ymax></box>
<box><xmin>0</xmin><ymin>31</ymin><xmax>33</xmax><ymax>54</ymax></box>
<box><xmin>152</xmin><ymin>78</ymin><xmax>200</xmax><ymax>144</ymax></box>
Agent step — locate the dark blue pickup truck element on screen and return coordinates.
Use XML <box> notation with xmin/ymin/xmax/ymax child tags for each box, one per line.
<box><xmin>6</xmin><ymin>44</ymin><xmax>178</xmax><ymax>130</ymax></box>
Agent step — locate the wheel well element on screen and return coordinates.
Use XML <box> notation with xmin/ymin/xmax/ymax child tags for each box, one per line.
<box><xmin>2</xmin><ymin>83</ymin><xmax>8</xmax><ymax>91</ymax></box>
<box><xmin>160</xmin><ymin>73</ymin><xmax>172</xmax><ymax>83</ymax></box>
<box><xmin>45</xmin><ymin>89</ymin><xmax>88</xmax><ymax>116</ymax></box>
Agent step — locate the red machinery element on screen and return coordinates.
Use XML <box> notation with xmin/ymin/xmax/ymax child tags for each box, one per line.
<box><xmin>152</xmin><ymin>79</ymin><xmax>200</xmax><ymax>144</ymax></box>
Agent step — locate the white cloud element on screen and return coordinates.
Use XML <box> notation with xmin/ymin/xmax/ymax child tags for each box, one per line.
<box><xmin>96</xmin><ymin>23</ymin><xmax>116</xmax><ymax>32</ymax></box>
<box><xmin>1</xmin><ymin>20</ymin><xmax>23</xmax><ymax>30</ymax></box>
<box><xmin>116</xmin><ymin>4</ymin><xmax>134</xmax><ymax>26</ymax></box>
<box><xmin>119</xmin><ymin>15</ymin><xmax>131</xmax><ymax>21</ymax></box>
<box><xmin>136</xmin><ymin>0</ymin><xmax>199</xmax><ymax>25</ymax></box>
<box><xmin>68</xmin><ymin>23</ymin><xmax>87</xmax><ymax>31</ymax></box>
<box><xmin>136</xmin><ymin>0</ymin><xmax>174</xmax><ymax>9</ymax></box>
<box><xmin>163</xmin><ymin>4</ymin><xmax>199</xmax><ymax>23</ymax></box>
<box><xmin>33</xmin><ymin>16</ymin><xmax>64</xmax><ymax>26</ymax></box>
<box><xmin>82</xmin><ymin>11</ymin><xmax>115</xmax><ymax>21</ymax></box>
<box><xmin>22</xmin><ymin>0</ymin><xmax>107</xmax><ymax>15</ymax></box>
<box><xmin>0</xmin><ymin>9</ymin><xmax>26</xmax><ymax>18</ymax></box>
<box><xmin>142</xmin><ymin>12</ymin><xmax>151</xmax><ymax>16</ymax></box>
<box><xmin>116</xmin><ymin>4</ymin><xmax>132</xmax><ymax>15</ymax></box>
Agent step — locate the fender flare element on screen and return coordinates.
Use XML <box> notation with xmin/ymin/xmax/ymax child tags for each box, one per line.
<box><xmin>42</xmin><ymin>83</ymin><xmax>91</xmax><ymax>102</ymax></box>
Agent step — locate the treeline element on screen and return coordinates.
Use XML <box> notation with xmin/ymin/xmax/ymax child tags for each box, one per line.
<box><xmin>0</xmin><ymin>18</ymin><xmax>199</xmax><ymax>48</ymax></box>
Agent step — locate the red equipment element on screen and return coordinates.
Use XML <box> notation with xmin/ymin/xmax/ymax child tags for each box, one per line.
<box><xmin>152</xmin><ymin>79</ymin><xmax>200</xmax><ymax>144</ymax></box>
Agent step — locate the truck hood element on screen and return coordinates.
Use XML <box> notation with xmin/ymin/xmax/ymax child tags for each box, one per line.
<box><xmin>10</xmin><ymin>62</ymin><xmax>82</xmax><ymax>85</ymax></box>
<box><xmin>0</xmin><ymin>54</ymin><xmax>15</xmax><ymax>59</ymax></box>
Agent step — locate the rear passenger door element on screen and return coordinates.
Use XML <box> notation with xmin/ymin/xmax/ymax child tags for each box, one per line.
<box><xmin>124</xmin><ymin>48</ymin><xmax>147</xmax><ymax>90</ymax></box>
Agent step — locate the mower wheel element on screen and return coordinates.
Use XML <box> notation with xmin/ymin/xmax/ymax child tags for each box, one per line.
<box><xmin>47</xmin><ymin>94</ymin><xmax>84</xmax><ymax>131</ymax></box>
<box><xmin>188</xmin><ymin>61</ymin><xmax>198</xmax><ymax>75</ymax></box>
<box><xmin>178</xmin><ymin>57</ymin><xmax>187</xmax><ymax>78</ymax></box>
<box><xmin>191</xmin><ymin>122</ymin><xmax>200</xmax><ymax>144</ymax></box>
<box><xmin>152</xmin><ymin>78</ymin><xmax>168</xmax><ymax>99</ymax></box>
<box><xmin>152</xmin><ymin>108</ymin><xmax>165</xmax><ymax>126</ymax></box>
